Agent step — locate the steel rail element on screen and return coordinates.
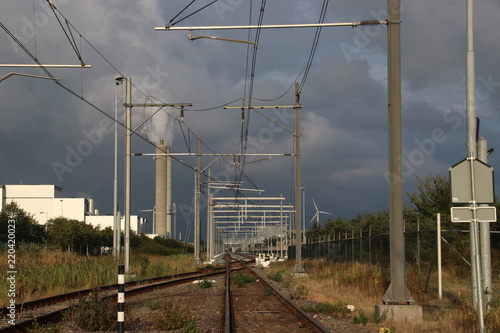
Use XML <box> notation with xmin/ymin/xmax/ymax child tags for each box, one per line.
<box><xmin>0</xmin><ymin>268</ymin><xmax>238</xmax><ymax>332</ymax></box>
<box><xmin>0</xmin><ymin>269</ymin><xmax>223</xmax><ymax>316</ymax></box>
<box><xmin>244</xmin><ymin>263</ymin><xmax>331</xmax><ymax>333</ymax></box>
<box><xmin>225</xmin><ymin>258</ymin><xmax>234</xmax><ymax>333</ymax></box>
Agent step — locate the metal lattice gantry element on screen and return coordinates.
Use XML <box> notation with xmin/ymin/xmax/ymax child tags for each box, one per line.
<box><xmin>210</xmin><ymin>196</ymin><xmax>294</xmax><ymax>258</ymax></box>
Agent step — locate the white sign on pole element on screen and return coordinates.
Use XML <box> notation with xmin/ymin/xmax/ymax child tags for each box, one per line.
<box><xmin>450</xmin><ymin>206</ymin><xmax>497</xmax><ymax>223</ymax></box>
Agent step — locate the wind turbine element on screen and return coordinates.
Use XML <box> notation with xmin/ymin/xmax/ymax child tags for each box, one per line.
<box><xmin>309</xmin><ymin>198</ymin><xmax>332</xmax><ymax>225</ymax></box>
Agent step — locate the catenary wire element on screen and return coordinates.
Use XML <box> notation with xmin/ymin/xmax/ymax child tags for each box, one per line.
<box><xmin>6</xmin><ymin>1</ymin><xmax>305</xmax><ymax>214</ymax></box>
<box><xmin>48</xmin><ymin>3</ymin><xmax>84</xmax><ymax>65</ymax></box>
<box><xmin>32</xmin><ymin>0</ymin><xmax>38</xmax><ymax>60</ymax></box>
<box><xmin>236</xmin><ymin>0</ymin><xmax>267</xmax><ymax>190</ymax></box>
<box><xmin>169</xmin><ymin>0</ymin><xmax>219</xmax><ymax>27</ymax></box>
<box><xmin>0</xmin><ymin>20</ymin><xmax>199</xmax><ymax>174</ymax></box>
<box><xmin>168</xmin><ymin>0</ymin><xmax>197</xmax><ymax>25</ymax></box>
<box><xmin>300</xmin><ymin>0</ymin><xmax>329</xmax><ymax>90</ymax></box>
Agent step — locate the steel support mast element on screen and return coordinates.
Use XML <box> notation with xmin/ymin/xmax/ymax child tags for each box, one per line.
<box><xmin>466</xmin><ymin>0</ymin><xmax>485</xmax><ymax>329</ymax></box>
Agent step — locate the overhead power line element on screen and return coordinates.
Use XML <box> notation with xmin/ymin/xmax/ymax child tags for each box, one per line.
<box><xmin>1</xmin><ymin>10</ymin><xmax>263</xmax><ymax>191</ymax></box>
<box><xmin>0</xmin><ymin>20</ymin><xmax>199</xmax><ymax>173</ymax></box>
<box><xmin>300</xmin><ymin>0</ymin><xmax>329</xmax><ymax>90</ymax></box>
<box><xmin>47</xmin><ymin>2</ymin><xmax>85</xmax><ymax>65</ymax></box>
<box><xmin>168</xmin><ymin>0</ymin><xmax>219</xmax><ymax>27</ymax></box>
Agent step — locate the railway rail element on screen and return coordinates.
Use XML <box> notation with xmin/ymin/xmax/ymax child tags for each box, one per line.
<box><xmin>0</xmin><ymin>253</ymin><xmax>336</xmax><ymax>332</ymax></box>
<box><xmin>0</xmin><ymin>266</ymin><xmax>233</xmax><ymax>332</ymax></box>
<box><xmin>225</xmin><ymin>255</ymin><xmax>330</xmax><ymax>332</ymax></box>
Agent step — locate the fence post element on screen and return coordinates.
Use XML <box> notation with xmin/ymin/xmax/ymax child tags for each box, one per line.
<box><xmin>360</xmin><ymin>229</ymin><xmax>363</xmax><ymax>262</ymax></box>
<box><xmin>345</xmin><ymin>232</ymin><xmax>348</xmax><ymax>262</ymax></box>
<box><xmin>352</xmin><ymin>230</ymin><xmax>355</xmax><ymax>262</ymax></box>
<box><xmin>369</xmin><ymin>227</ymin><xmax>372</xmax><ymax>265</ymax></box>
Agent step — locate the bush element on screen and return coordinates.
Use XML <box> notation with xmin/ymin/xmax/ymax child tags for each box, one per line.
<box><xmin>303</xmin><ymin>301</ymin><xmax>351</xmax><ymax>317</ymax></box>
<box><xmin>152</xmin><ymin>300</ymin><xmax>197</xmax><ymax>331</ymax></box>
<box><xmin>197</xmin><ymin>279</ymin><xmax>213</xmax><ymax>289</ymax></box>
<box><xmin>232</xmin><ymin>272</ymin><xmax>255</xmax><ymax>287</ymax></box>
<box><xmin>353</xmin><ymin>309</ymin><xmax>368</xmax><ymax>325</ymax></box>
<box><xmin>72</xmin><ymin>293</ymin><xmax>117</xmax><ymax>331</ymax></box>
<box><xmin>268</xmin><ymin>270</ymin><xmax>284</xmax><ymax>282</ymax></box>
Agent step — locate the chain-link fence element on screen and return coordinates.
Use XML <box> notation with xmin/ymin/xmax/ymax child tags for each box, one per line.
<box><xmin>288</xmin><ymin>230</ymin><xmax>500</xmax><ymax>304</ymax></box>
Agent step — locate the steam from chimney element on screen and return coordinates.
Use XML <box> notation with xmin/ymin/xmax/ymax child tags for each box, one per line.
<box><xmin>147</xmin><ymin>109</ymin><xmax>176</xmax><ymax>147</ymax></box>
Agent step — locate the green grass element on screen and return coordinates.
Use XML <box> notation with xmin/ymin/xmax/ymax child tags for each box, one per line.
<box><xmin>232</xmin><ymin>272</ymin><xmax>255</xmax><ymax>287</ymax></box>
<box><xmin>72</xmin><ymin>293</ymin><xmax>117</xmax><ymax>331</ymax></box>
<box><xmin>267</xmin><ymin>270</ymin><xmax>284</xmax><ymax>282</ymax></box>
<box><xmin>197</xmin><ymin>279</ymin><xmax>213</xmax><ymax>289</ymax></box>
<box><xmin>302</xmin><ymin>301</ymin><xmax>351</xmax><ymax>317</ymax></box>
<box><xmin>151</xmin><ymin>299</ymin><xmax>198</xmax><ymax>331</ymax></box>
<box><xmin>0</xmin><ymin>246</ymin><xmax>197</xmax><ymax>306</ymax></box>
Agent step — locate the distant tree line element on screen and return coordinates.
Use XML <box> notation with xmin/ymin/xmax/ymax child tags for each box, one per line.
<box><xmin>305</xmin><ymin>174</ymin><xmax>500</xmax><ymax>240</ymax></box>
<box><xmin>0</xmin><ymin>202</ymin><xmax>193</xmax><ymax>255</ymax></box>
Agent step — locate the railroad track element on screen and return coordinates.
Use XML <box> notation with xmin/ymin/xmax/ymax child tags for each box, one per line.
<box><xmin>0</xmin><ymin>266</ymin><xmax>232</xmax><ymax>332</ymax></box>
<box><xmin>225</xmin><ymin>255</ymin><xmax>330</xmax><ymax>332</ymax></box>
<box><xmin>1</xmin><ymin>254</ymin><xmax>332</xmax><ymax>332</ymax></box>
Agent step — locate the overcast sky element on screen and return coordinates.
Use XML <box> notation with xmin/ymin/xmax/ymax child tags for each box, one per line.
<box><xmin>1</xmin><ymin>0</ymin><xmax>500</xmax><ymax>240</ymax></box>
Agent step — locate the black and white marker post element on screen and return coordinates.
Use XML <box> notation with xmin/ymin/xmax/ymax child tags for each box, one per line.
<box><xmin>118</xmin><ymin>264</ymin><xmax>125</xmax><ymax>332</ymax></box>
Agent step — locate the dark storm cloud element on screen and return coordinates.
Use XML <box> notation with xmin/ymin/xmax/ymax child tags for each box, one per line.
<box><xmin>1</xmin><ymin>0</ymin><xmax>500</xmax><ymax>236</ymax></box>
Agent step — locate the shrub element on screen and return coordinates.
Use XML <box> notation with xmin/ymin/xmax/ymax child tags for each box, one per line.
<box><xmin>197</xmin><ymin>279</ymin><xmax>213</xmax><ymax>289</ymax></box>
<box><xmin>152</xmin><ymin>300</ymin><xmax>197</xmax><ymax>331</ymax></box>
<box><xmin>353</xmin><ymin>309</ymin><xmax>368</xmax><ymax>325</ymax></box>
<box><xmin>232</xmin><ymin>272</ymin><xmax>255</xmax><ymax>287</ymax></box>
<box><xmin>268</xmin><ymin>270</ymin><xmax>284</xmax><ymax>282</ymax></box>
<box><xmin>72</xmin><ymin>293</ymin><xmax>117</xmax><ymax>331</ymax></box>
<box><xmin>303</xmin><ymin>301</ymin><xmax>351</xmax><ymax>317</ymax></box>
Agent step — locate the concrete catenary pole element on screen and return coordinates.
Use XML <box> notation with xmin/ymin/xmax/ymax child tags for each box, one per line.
<box><xmin>113</xmin><ymin>75</ymin><xmax>123</xmax><ymax>257</ymax></box>
<box><xmin>382</xmin><ymin>0</ymin><xmax>413</xmax><ymax>303</ymax></box>
<box><xmin>124</xmin><ymin>77</ymin><xmax>132</xmax><ymax>274</ymax></box>
<box><xmin>206</xmin><ymin>169</ymin><xmax>212</xmax><ymax>262</ymax></box>
<box><xmin>280</xmin><ymin>194</ymin><xmax>284</xmax><ymax>258</ymax></box>
<box><xmin>209</xmin><ymin>193</ymin><xmax>215</xmax><ymax>260</ymax></box>
<box><xmin>173</xmin><ymin>203</ymin><xmax>177</xmax><ymax>240</ymax></box>
<box><xmin>292</xmin><ymin>82</ymin><xmax>305</xmax><ymax>274</ymax></box>
<box><xmin>194</xmin><ymin>136</ymin><xmax>202</xmax><ymax>265</ymax></box>
<box><xmin>478</xmin><ymin>137</ymin><xmax>493</xmax><ymax>305</ymax></box>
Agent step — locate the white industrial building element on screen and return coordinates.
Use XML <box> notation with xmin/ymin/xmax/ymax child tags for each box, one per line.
<box><xmin>0</xmin><ymin>184</ymin><xmax>147</xmax><ymax>233</ymax></box>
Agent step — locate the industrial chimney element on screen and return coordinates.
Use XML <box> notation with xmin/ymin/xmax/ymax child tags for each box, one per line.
<box><xmin>155</xmin><ymin>140</ymin><xmax>167</xmax><ymax>237</ymax></box>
